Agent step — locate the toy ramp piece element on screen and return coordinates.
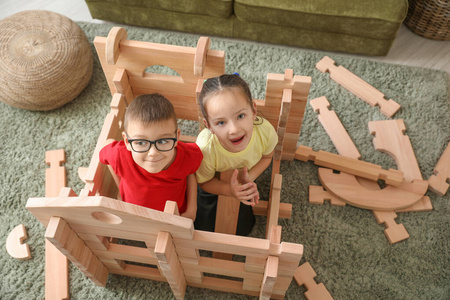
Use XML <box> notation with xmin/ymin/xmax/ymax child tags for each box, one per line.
<box><xmin>428</xmin><ymin>143</ymin><xmax>450</xmax><ymax>196</ymax></box>
<box><xmin>26</xmin><ymin>195</ymin><xmax>194</xmax><ymax>240</ymax></box>
<box><xmin>318</xmin><ymin>168</ymin><xmax>428</xmax><ymax>211</ymax></box>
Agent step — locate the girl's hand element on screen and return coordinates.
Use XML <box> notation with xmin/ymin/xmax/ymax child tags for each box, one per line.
<box><xmin>230</xmin><ymin>169</ymin><xmax>259</xmax><ymax>206</ymax></box>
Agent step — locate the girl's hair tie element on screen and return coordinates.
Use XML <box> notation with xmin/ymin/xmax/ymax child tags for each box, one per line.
<box><xmin>233</xmin><ymin>72</ymin><xmax>240</xmax><ymax>76</ymax></box>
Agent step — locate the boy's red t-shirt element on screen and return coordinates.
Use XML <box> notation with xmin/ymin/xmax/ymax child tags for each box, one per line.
<box><xmin>99</xmin><ymin>140</ymin><xmax>203</xmax><ymax>213</ymax></box>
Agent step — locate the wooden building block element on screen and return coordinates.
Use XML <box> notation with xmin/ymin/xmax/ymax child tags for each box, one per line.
<box><xmin>266</xmin><ymin>175</ymin><xmax>282</xmax><ymax>239</ymax></box>
<box><xmin>428</xmin><ymin>143</ymin><xmax>450</xmax><ymax>196</ymax></box>
<box><xmin>372</xmin><ymin>210</ymin><xmax>409</xmax><ymax>244</ymax></box>
<box><xmin>368</xmin><ymin>119</ymin><xmax>422</xmax><ymax>182</ymax></box>
<box><xmin>155</xmin><ymin>231</ymin><xmax>187</xmax><ymax>300</ymax></box>
<box><xmin>105</xmin><ymin>26</ymin><xmax>127</xmax><ymax>65</ymax></box>
<box><xmin>318</xmin><ymin>168</ymin><xmax>428</xmax><ymax>211</ymax></box>
<box><xmin>274</xmin><ymin>89</ymin><xmax>292</xmax><ymax>160</ymax></box>
<box><xmin>6</xmin><ymin>224</ymin><xmax>31</xmax><ymax>260</ymax></box>
<box><xmin>45</xmin><ymin>149</ymin><xmax>69</xmax><ymax>300</ymax></box>
<box><xmin>294</xmin><ymin>262</ymin><xmax>333</xmax><ymax>300</ymax></box>
<box><xmin>193</xmin><ymin>37</ymin><xmax>211</xmax><ymax>77</ymax></box>
<box><xmin>295</xmin><ymin>145</ymin><xmax>404</xmax><ymax>186</ymax></box>
<box><xmin>260</xmin><ymin>256</ymin><xmax>279</xmax><ymax>300</ymax></box>
<box><xmin>310</xmin><ymin>96</ymin><xmax>361</xmax><ymax>159</ymax></box>
<box><xmin>252</xmin><ymin>200</ymin><xmax>292</xmax><ymax>219</ymax></box>
<box><xmin>316</xmin><ymin>56</ymin><xmax>400</xmax><ymax>118</ymax></box>
<box><xmin>45</xmin><ymin>217</ymin><xmax>109</xmax><ymax>287</ymax></box>
<box><xmin>213</xmin><ymin>171</ymin><xmax>240</xmax><ymax>260</ymax></box>
<box><xmin>308</xmin><ymin>185</ymin><xmax>346</xmax><ymax>206</ymax></box>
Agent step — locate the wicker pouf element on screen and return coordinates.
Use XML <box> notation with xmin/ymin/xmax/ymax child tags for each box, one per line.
<box><xmin>404</xmin><ymin>0</ymin><xmax>449</xmax><ymax>41</ymax></box>
<box><xmin>0</xmin><ymin>10</ymin><xmax>93</xmax><ymax>111</ymax></box>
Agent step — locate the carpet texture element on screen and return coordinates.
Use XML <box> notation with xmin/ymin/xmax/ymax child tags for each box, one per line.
<box><xmin>1</xmin><ymin>22</ymin><xmax>449</xmax><ymax>300</ymax></box>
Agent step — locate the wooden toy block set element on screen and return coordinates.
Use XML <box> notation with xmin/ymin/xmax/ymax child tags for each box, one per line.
<box><xmin>10</xmin><ymin>27</ymin><xmax>448</xmax><ymax>299</ymax></box>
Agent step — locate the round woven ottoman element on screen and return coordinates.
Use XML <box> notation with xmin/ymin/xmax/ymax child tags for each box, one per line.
<box><xmin>0</xmin><ymin>10</ymin><xmax>93</xmax><ymax>111</ymax></box>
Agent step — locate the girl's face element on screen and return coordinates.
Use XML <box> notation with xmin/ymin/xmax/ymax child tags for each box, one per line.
<box><xmin>204</xmin><ymin>87</ymin><xmax>256</xmax><ymax>153</ymax></box>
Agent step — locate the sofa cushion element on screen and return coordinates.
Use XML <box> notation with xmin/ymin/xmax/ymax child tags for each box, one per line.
<box><xmin>234</xmin><ymin>0</ymin><xmax>408</xmax><ymax>39</ymax></box>
<box><xmin>85</xmin><ymin>0</ymin><xmax>234</xmax><ymax>18</ymax></box>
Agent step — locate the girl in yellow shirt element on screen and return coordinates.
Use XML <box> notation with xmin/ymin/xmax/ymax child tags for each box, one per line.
<box><xmin>195</xmin><ymin>74</ymin><xmax>278</xmax><ymax>235</ymax></box>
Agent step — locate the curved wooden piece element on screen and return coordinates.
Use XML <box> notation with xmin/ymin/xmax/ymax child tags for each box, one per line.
<box><xmin>194</xmin><ymin>37</ymin><xmax>211</xmax><ymax>77</ymax></box>
<box><xmin>318</xmin><ymin>168</ymin><xmax>428</xmax><ymax>211</ymax></box>
<box><xmin>6</xmin><ymin>224</ymin><xmax>31</xmax><ymax>260</ymax></box>
<box><xmin>106</xmin><ymin>27</ymin><xmax>128</xmax><ymax>65</ymax></box>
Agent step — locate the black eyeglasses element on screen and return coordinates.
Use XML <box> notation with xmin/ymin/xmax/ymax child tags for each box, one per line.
<box><xmin>126</xmin><ymin>133</ymin><xmax>177</xmax><ymax>153</ymax></box>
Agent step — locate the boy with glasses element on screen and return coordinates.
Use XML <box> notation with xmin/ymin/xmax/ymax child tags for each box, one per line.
<box><xmin>100</xmin><ymin>93</ymin><xmax>203</xmax><ymax>221</ymax></box>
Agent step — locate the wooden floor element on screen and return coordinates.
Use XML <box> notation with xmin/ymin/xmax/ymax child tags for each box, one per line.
<box><xmin>1</xmin><ymin>0</ymin><xmax>449</xmax><ymax>75</ymax></box>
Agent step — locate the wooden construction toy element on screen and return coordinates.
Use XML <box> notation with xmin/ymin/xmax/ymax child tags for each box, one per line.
<box><xmin>309</xmin><ymin>96</ymin><xmax>360</xmax><ymax>160</ymax></box>
<box><xmin>316</xmin><ymin>56</ymin><xmax>401</xmax><ymax>118</ymax></box>
<box><xmin>45</xmin><ymin>149</ymin><xmax>70</xmax><ymax>300</ymax></box>
<box><xmin>295</xmin><ymin>145</ymin><xmax>404</xmax><ymax>186</ymax></box>
<box><xmin>25</xmin><ymin>27</ymin><xmax>309</xmax><ymax>299</ymax></box>
<box><xmin>308</xmin><ymin>185</ymin><xmax>346</xmax><ymax>206</ymax></box>
<box><xmin>294</xmin><ymin>262</ymin><xmax>333</xmax><ymax>300</ymax></box>
<box><xmin>6</xmin><ymin>224</ymin><xmax>31</xmax><ymax>260</ymax></box>
<box><xmin>318</xmin><ymin>168</ymin><xmax>428</xmax><ymax>211</ymax></box>
<box><xmin>428</xmin><ymin>143</ymin><xmax>450</xmax><ymax>196</ymax></box>
<box><xmin>26</xmin><ymin>195</ymin><xmax>303</xmax><ymax>299</ymax></box>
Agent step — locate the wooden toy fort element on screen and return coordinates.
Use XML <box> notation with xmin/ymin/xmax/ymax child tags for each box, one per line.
<box><xmin>25</xmin><ymin>27</ymin><xmax>312</xmax><ymax>299</ymax></box>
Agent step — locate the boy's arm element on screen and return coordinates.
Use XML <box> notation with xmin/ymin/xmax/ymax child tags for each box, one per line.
<box><xmin>181</xmin><ymin>173</ymin><xmax>197</xmax><ymax>221</ymax></box>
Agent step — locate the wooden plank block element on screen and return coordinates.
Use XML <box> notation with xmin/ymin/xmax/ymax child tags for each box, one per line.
<box><xmin>294</xmin><ymin>262</ymin><xmax>333</xmax><ymax>300</ymax></box>
<box><xmin>308</xmin><ymin>185</ymin><xmax>346</xmax><ymax>206</ymax></box>
<box><xmin>372</xmin><ymin>210</ymin><xmax>409</xmax><ymax>244</ymax></box>
<box><xmin>295</xmin><ymin>145</ymin><xmax>404</xmax><ymax>186</ymax></box>
<box><xmin>318</xmin><ymin>168</ymin><xmax>428</xmax><ymax>211</ymax></box>
<box><xmin>266</xmin><ymin>176</ymin><xmax>282</xmax><ymax>239</ymax></box>
<box><xmin>428</xmin><ymin>143</ymin><xmax>450</xmax><ymax>196</ymax></box>
<box><xmin>252</xmin><ymin>200</ymin><xmax>292</xmax><ymax>218</ymax></box>
<box><xmin>274</xmin><ymin>89</ymin><xmax>292</xmax><ymax>160</ymax></box>
<box><xmin>45</xmin><ymin>149</ymin><xmax>69</xmax><ymax>300</ymax></box>
<box><xmin>316</xmin><ymin>56</ymin><xmax>400</xmax><ymax>118</ymax></box>
<box><xmin>154</xmin><ymin>232</ymin><xmax>187</xmax><ymax>300</ymax></box>
<box><xmin>45</xmin><ymin>217</ymin><xmax>109</xmax><ymax>287</ymax></box>
<box><xmin>213</xmin><ymin>170</ymin><xmax>240</xmax><ymax>260</ymax></box>
<box><xmin>6</xmin><ymin>224</ymin><xmax>31</xmax><ymax>260</ymax></box>
<box><xmin>310</xmin><ymin>96</ymin><xmax>361</xmax><ymax>159</ymax></box>
<box><xmin>259</xmin><ymin>256</ymin><xmax>279</xmax><ymax>300</ymax></box>
<box><xmin>113</xmin><ymin>68</ymin><xmax>133</xmax><ymax>105</ymax></box>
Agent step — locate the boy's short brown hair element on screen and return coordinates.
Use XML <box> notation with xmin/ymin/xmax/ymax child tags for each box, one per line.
<box><xmin>124</xmin><ymin>93</ymin><xmax>177</xmax><ymax>130</ymax></box>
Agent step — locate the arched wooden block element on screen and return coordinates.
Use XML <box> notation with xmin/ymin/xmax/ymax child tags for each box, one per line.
<box><xmin>106</xmin><ymin>27</ymin><xmax>128</xmax><ymax>65</ymax></box>
<box><xmin>193</xmin><ymin>37</ymin><xmax>211</xmax><ymax>77</ymax></box>
<box><xmin>6</xmin><ymin>224</ymin><xmax>31</xmax><ymax>260</ymax></box>
<box><xmin>318</xmin><ymin>168</ymin><xmax>428</xmax><ymax>211</ymax></box>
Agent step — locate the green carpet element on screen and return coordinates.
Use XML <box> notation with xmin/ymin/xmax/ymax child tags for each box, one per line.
<box><xmin>1</xmin><ymin>21</ymin><xmax>449</xmax><ymax>300</ymax></box>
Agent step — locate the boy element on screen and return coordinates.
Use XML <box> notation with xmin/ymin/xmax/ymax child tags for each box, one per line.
<box><xmin>100</xmin><ymin>93</ymin><xmax>203</xmax><ymax>221</ymax></box>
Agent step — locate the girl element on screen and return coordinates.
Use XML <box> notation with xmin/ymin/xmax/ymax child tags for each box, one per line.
<box><xmin>195</xmin><ymin>74</ymin><xmax>278</xmax><ymax>235</ymax></box>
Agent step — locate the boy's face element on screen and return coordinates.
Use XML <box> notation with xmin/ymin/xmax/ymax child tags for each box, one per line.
<box><xmin>204</xmin><ymin>88</ymin><xmax>256</xmax><ymax>153</ymax></box>
<box><xmin>122</xmin><ymin>119</ymin><xmax>179</xmax><ymax>174</ymax></box>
